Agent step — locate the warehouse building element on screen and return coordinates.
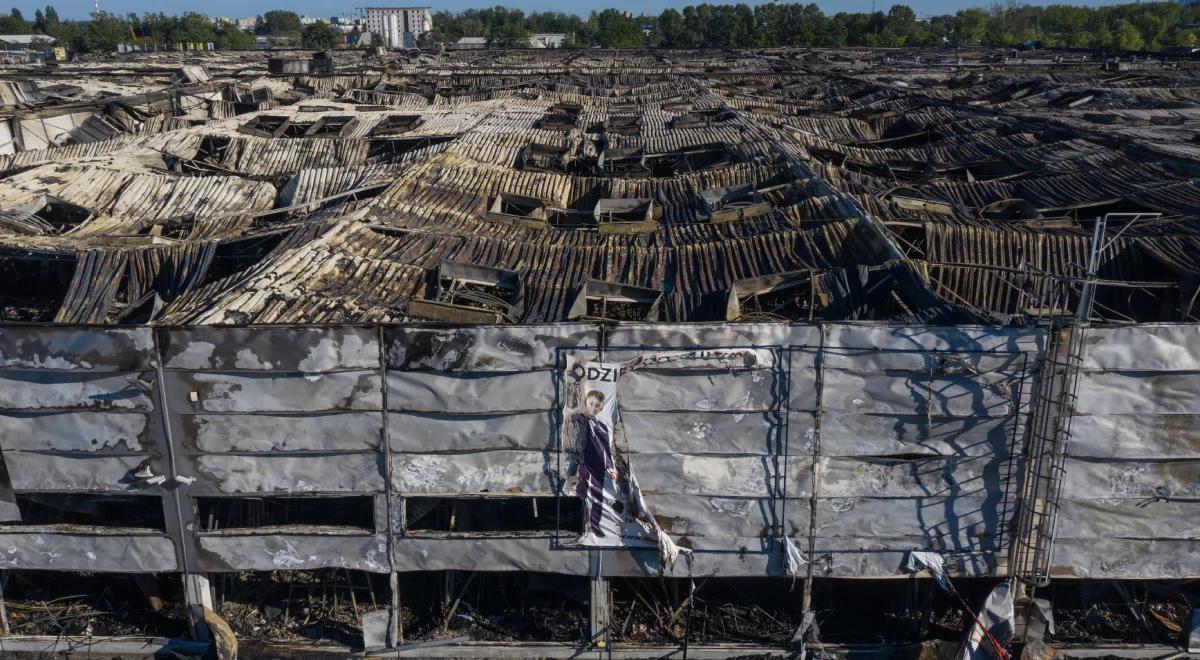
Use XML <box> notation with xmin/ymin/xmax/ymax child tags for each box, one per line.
<box><xmin>0</xmin><ymin>47</ymin><xmax>1196</xmax><ymax>657</ymax></box>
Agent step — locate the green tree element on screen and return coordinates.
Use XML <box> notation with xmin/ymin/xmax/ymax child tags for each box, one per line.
<box><xmin>592</xmin><ymin>8</ymin><xmax>642</xmax><ymax>48</ymax></box>
<box><xmin>0</xmin><ymin>6</ymin><xmax>32</xmax><ymax>33</ymax></box>
<box><xmin>301</xmin><ymin>21</ymin><xmax>341</xmax><ymax>49</ymax></box>
<box><xmin>1164</xmin><ymin>26</ymin><xmax>1197</xmax><ymax>48</ymax></box>
<box><xmin>487</xmin><ymin>22</ymin><xmax>529</xmax><ymax>48</ymax></box>
<box><xmin>214</xmin><ymin>21</ymin><xmax>254</xmax><ymax>49</ymax></box>
<box><xmin>1114</xmin><ymin>19</ymin><xmax>1143</xmax><ymax>51</ymax></box>
<box><xmin>61</xmin><ymin>11</ymin><xmax>127</xmax><ymax>52</ymax></box>
<box><xmin>1131</xmin><ymin>13</ymin><xmax>1165</xmax><ymax>50</ymax></box>
<box><xmin>882</xmin><ymin>4</ymin><xmax>917</xmax><ymax>46</ymax></box>
<box><xmin>256</xmin><ymin>10</ymin><xmax>301</xmax><ymax>36</ymax></box>
<box><xmin>952</xmin><ymin>8</ymin><xmax>987</xmax><ymax>46</ymax></box>
<box><xmin>369</xmin><ymin>32</ymin><xmax>384</xmax><ymax>48</ymax></box>
<box><xmin>653</xmin><ymin>8</ymin><xmax>684</xmax><ymax>47</ymax></box>
<box><xmin>34</xmin><ymin>5</ymin><xmax>59</xmax><ymax>34</ymax></box>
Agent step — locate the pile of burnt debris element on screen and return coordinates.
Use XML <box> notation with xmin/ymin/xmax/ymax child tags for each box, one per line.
<box><xmin>1</xmin><ymin>571</ymin><xmax>187</xmax><ymax>638</ymax></box>
<box><xmin>6</xmin><ymin>571</ymin><xmax>1191</xmax><ymax>652</ymax></box>
<box><xmin>0</xmin><ymin>48</ymin><xmax>1197</xmax><ymax>326</ymax></box>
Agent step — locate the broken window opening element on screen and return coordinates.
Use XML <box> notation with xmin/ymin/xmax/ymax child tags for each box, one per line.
<box><xmin>981</xmin><ymin>198</ymin><xmax>1043</xmax><ymax>222</ymax></box>
<box><xmin>1043</xmin><ymin>579</ymin><xmax>1198</xmax><ymax>645</ymax></box>
<box><xmin>603</xmin><ymin>114</ymin><xmax>642</xmax><ymax>136</ymax></box>
<box><xmin>0</xmin><ymin>251</ymin><xmax>76</xmax><ymax>322</ymax></box>
<box><xmin>883</xmin><ymin>189</ymin><xmax>957</xmax><ymax>218</ymax></box>
<box><xmin>610</xmin><ymin>577</ymin><xmax>804</xmax><ymax>645</ymax></box>
<box><xmin>214</xmin><ymin>570</ymin><xmax>390</xmax><ymax>647</ymax></box>
<box><xmin>10</xmin><ymin>195</ymin><xmax>93</xmax><ymax>236</ymax></box>
<box><xmin>651</xmin><ymin>143</ymin><xmax>732</xmax><ymax>177</ymax></box>
<box><xmin>698</xmin><ymin>184</ymin><xmax>772</xmax><ymax>224</ymax></box>
<box><xmin>484</xmin><ymin>193</ymin><xmax>552</xmax><ymax>230</ymax></box>
<box><xmin>399</xmin><ymin>571</ymin><xmax>587</xmax><ymax>643</ymax></box>
<box><xmin>671</xmin><ymin>107</ymin><xmax>735</xmax><ymax>129</ymax></box>
<box><xmin>180</xmin><ymin>135</ymin><xmax>234</xmax><ymax>173</ymax></box>
<box><xmin>198</xmin><ymin>231</ymin><xmax>289</xmax><ymax>287</ymax></box>
<box><xmin>727</xmin><ymin>270</ymin><xmax>821</xmax><ymax>322</ymax></box>
<box><xmin>538</xmin><ymin>102</ymin><xmax>582</xmax><ymax>132</ymax></box>
<box><xmin>281</xmin><ymin>120</ymin><xmax>315</xmax><ymax>139</ymax></box>
<box><xmin>366</xmin><ymin>135</ymin><xmax>456</xmax><ymax>163</ymax></box>
<box><xmin>404</xmin><ymin>496</ymin><xmax>581</xmax><ymax>535</ymax></box>
<box><xmin>570</xmin><ymin>279</ymin><xmax>663</xmax><ymax>321</ymax></box>
<box><xmin>304</xmin><ymin>115</ymin><xmax>358</xmax><ymax>139</ymax></box>
<box><xmin>407</xmin><ymin>261</ymin><xmax>524</xmax><ymax>324</ymax></box>
<box><xmin>137</xmin><ymin>212</ymin><xmax>196</xmax><ymax>240</ymax></box>
<box><xmin>519</xmin><ymin>142</ymin><xmax>575</xmax><ymax>174</ymax></box>
<box><xmin>372</xmin><ymin>114</ymin><xmax>424</xmax><ymax>137</ymax></box>
<box><xmin>1062</xmin><ymin>199</ymin><xmax>1165</xmax><ymax>221</ymax></box>
<box><xmin>297</xmin><ymin>104</ymin><xmax>341</xmax><ymax>113</ymax></box>
<box><xmin>1</xmin><ymin>493</ymin><xmax>167</xmax><ymax>531</ymax></box>
<box><xmin>599</xmin><ymin>147</ymin><xmax>648</xmax><ymax>178</ymax></box>
<box><xmin>195</xmin><ymin>496</ymin><xmax>375</xmax><ymax>533</ymax></box>
<box><xmin>1</xmin><ymin>570</ymin><xmax>187</xmax><ymax>637</ymax></box>
<box><xmin>538</xmin><ymin>112</ymin><xmax>580</xmax><ymax>132</ymax></box>
<box><xmin>238</xmin><ymin>114</ymin><xmax>290</xmax><ymax>138</ymax></box>
<box><xmin>593</xmin><ymin>198</ymin><xmax>660</xmax><ymax>235</ymax></box>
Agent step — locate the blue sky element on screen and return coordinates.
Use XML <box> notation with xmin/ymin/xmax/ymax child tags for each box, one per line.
<box><xmin>16</xmin><ymin>0</ymin><xmax>1145</xmax><ymax>22</ymax></box>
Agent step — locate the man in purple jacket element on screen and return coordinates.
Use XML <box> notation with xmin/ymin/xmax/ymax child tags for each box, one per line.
<box><xmin>575</xmin><ymin>389</ymin><xmax>617</xmax><ymax>538</ymax></box>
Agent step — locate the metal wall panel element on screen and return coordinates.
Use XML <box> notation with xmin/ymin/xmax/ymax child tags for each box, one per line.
<box><xmin>0</xmin><ymin>322</ymin><xmax>1195</xmax><ymax>581</ymax></box>
<box><xmin>1052</xmin><ymin>324</ymin><xmax>1200</xmax><ymax>578</ymax></box>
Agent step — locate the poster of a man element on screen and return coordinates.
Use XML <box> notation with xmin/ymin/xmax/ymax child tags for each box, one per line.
<box><xmin>560</xmin><ymin>352</ymin><xmax>756</xmax><ymax>564</ymax></box>
<box><xmin>564</xmin><ymin>360</ymin><xmax>655</xmax><ymax>548</ymax></box>
<box><xmin>576</xmin><ymin>389</ymin><xmax>617</xmax><ymax>537</ymax></box>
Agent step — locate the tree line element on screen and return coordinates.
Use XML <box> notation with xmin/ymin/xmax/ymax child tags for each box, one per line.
<box><xmin>1</xmin><ymin>2</ymin><xmax>1197</xmax><ymax>54</ymax></box>
<box><xmin>0</xmin><ymin>6</ymin><xmax>343</xmax><ymax>51</ymax></box>
<box><xmin>426</xmin><ymin>2</ymin><xmax>1200</xmax><ymax>51</ymax></box>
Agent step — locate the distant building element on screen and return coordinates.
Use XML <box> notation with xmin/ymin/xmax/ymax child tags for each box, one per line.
<box><xmin>529</xmin><ymin>33</ymin><xmax>565</xmax><ymax>48</ymax></box>
<box><xmin>329</xmin><ymin>16</ymin><xmax>362</xmax><ymax>34</ymax></box>
<box><xmin>362</xmin><ymin>6</ymin><xmax>432</xmax><ymax>49</ymax></box>
<box><xmin>451</xmin><ymin>36</ymin><xmax>488</xmax><ymax>50</ymax></box>
<box><xmin>255</xmin><ymin>35</ymin><xmax>296</xmax><ymax>50</ymax></box>
<box><xmin>0</xmin><ymin>34</ymin><xmax>54</xmax><ymax>47</ymax></box>
<box><xmin>0</xmin><ymin>34</ymin><xmax>54</xmax><ymax>63</ymax></box>
<box><xmin>214</xmin><ymin>16</ymin><xmax>257</xmax><ymax>29</ymax></box>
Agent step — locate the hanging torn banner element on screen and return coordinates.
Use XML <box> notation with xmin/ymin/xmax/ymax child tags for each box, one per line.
<box><xmin>562</xmin><ymin>350</ymin><xmax>760</xmax><ymax>567</ymax></box>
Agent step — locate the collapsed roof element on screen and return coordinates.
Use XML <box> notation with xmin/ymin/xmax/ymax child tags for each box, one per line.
<box><xmin>1</xmin><ymin>48</ymin><xmax>1199</xmax><ymax>327</ymax></box>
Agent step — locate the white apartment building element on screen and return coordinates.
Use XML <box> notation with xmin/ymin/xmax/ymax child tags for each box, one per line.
<box><xmin>362</xmin><ymin>6</ymin><xmax>432</xmax><ymax>48</ymax></box>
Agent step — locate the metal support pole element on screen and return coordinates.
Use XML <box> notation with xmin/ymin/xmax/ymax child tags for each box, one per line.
<box><xmin>802</xmin><ymin>325</ymin><xmax>827</xmax><ymax>618</ymax></box>
<box><xmin>376</xmin><ymin>326</ymin><xmax>406</xmax><ymax>647</ymax></box>
<box><xmin>152</xmin><ymin>328</ymin><xmax>206</xmax><ymax>639</ymax></box>
<box><xmin>0</xmin><ymin>571</ymin><xmax>9</xmax><ymax>637</ymax></box>
<box><xmin>589</xmin><ymin>550</ymin><xmax>609</xmax><ymax>648</ymax></box>
<box><xmin>590</xmin><ymin>577</ymin><xmax>610</xmax><ymax>648</ymax></box>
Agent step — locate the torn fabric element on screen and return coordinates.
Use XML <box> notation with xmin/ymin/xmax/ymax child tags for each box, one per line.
<box><xmin>903</xmin><ymin>550</ymin><xmax>951</xmax><ymax>590</ymax></box>
<box><xmin>960</xmin><ymin>582</ymin><xmax>1015</xmax><ymax>660</ymax></box>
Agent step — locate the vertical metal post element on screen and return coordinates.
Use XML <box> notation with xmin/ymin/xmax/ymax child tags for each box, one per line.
<box><xmin>378</xmin><ymin>325</ymin><xmax>402</xmax><ymax>647</ymax></box>
<box><xmin>0</xmin><ymin>571</ymin><xmax>9</xmax><ymax>636</ymax></box>
<box><xmin>801</xmin><ymin>324</ymin><xmax>827</xmax><ymax>616</ymax></box>
<box><xmin>151</xmin><ymin>328</ymin><xmax>205</xmax><ymax>638</ymax></box>
<box><xmin>1011</xmin><ymin>214</ymin><xmax>1119</xmax><ymax>606</ymax></box>
<box><xmin>588</xmin><ymin>571</ymin><xmax>609</xmax><ymax>648</ymax></box>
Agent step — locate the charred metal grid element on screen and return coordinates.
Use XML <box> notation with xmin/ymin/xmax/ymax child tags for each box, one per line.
<box><xmin>1</xmin><ymin>322</ymin><xmax>1197</xmax><ymax>586</ymax></box>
